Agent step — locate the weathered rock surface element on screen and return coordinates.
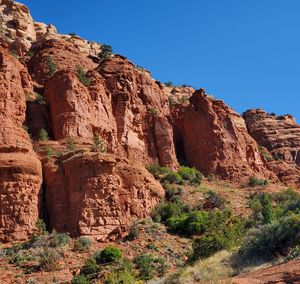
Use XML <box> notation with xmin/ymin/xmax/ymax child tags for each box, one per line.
<box><xmin>233</xmin><ymin>259</ymin><xmax>300</xmax><ymax>284</ymax></box>
<box><xmin>0</xmin><ymin>0</ymin><xmax>36</xmax><ymax>53</ymax></box>
<box><xmin>244</xmin><ymin>109</ymin><xmax>300</xmax><ymax>185</ymax></box>
<box><xmin>0</xmin><ymin>45</ymin><xmax>42</xmax><ymax>242</ymax></box>
<box><xmin>29</xmin><ymin>39</ymin><xmax>98</xmax><ymax>85</ymax></box>
<box><xmin>43</xmin><ymin>54</ymin><xmax>178</xmax><ymax>169</ymax></box>
<box><xmin>43</xmin><ymin>152</ymin><xmax>164</xmax><ymax>241</ymax></box>
<box><xmin>0</xmin><ymin>0</ymin><xmax>102</xmax><ymax>57</ymax></box>
<box><xmin>172</xmin><ymin>89</ymin><xmax>275</xmax><ymax>181</ymax></box>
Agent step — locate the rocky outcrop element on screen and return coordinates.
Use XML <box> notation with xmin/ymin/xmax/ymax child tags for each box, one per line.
<box><xmin>42</xmin><ymin>54</ymin><xmax>178</xmax><ymax>169</ymax></box>
<box><xmin>29</xmin><ymin>39</ymin><xmax>98</xmax><ymax>85</ymax></box>
<box><xmin>0</xmin><ymin>45</ymin><xmax>42</xmax><ymax>242</ymax></box>
<box><xmin>244</xmin><ymin>109</ymin><xmax>300</xmax><ymax>185</ymax></box>
<box><xmin>0</xmin><ymin>0</ymin><xmax>102</xmax><ymax>57</ymax></box>
<box><xmin>43</xmin><ymin>152</ymin><xmax>164</xmax><ymax>241</ymax></box>
<box><xmin>98</xmin><ymin>55</ymin><xmax>178</xmax><ymax>169</ymax></box>
<box><xmin>0</xmin><ymin>0</ymin><xmax>36</xmax><ymax>53</ymax></box>
<box><xmin>172</xmin><ymin>89</ymin><xmax>275</xmax><ymax>181</ymax></box>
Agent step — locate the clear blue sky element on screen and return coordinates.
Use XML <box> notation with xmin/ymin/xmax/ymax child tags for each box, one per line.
<box><xmin>22</xmin><ymin>0</ymin><xmax>300</xmax><ymax>122</ymax></box>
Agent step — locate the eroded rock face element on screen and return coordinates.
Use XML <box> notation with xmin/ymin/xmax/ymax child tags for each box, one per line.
<box><xmin>172</xmin><ymin>89</ymin><xmax>275</xmax><ymax>181</ymax></box>
<box><xmin>244</xmin><ymin>109</ymin><xmax>300</xmax><ymax>165</ymax></box>
<box><xmin>98</xmin><ymin>55</ymin><xmax>178</xmax><ymax>169</ymax></box>
<box><xmin>29</xmin><ymin>39</ymin><xmax>98</xmax><ymax>85</ymax></box>
<box><xmin>0</xmin><ymin>0</ymin><xmax>102</xmax><ymax>57</ymax></box>
<box><xmin>0</xmin><ymin>46</ymin><xmax>42</xmax><ymax>242</ymax></box>
<box><xmin>244</xmin><ymin>109</ymin><xmax>300</xmax><ymax>185</ymax></box>
<box><xmin>43</xmin><ymin>54</ymin><xmax>178</xmax><ymax>169</ymax></box>
<box><xmin>0</xmin><ymin>0</ymin><xmax>36</xmax><ymax>53</ymax></box>
<box><xmin>43</xmin><ymin>152</ymin><xmax>164</xmax><ymax>241</ymax></box>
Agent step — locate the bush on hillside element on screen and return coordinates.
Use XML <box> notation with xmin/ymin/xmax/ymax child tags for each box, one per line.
<box><xmin>94</xmin><ymin>246</ymin><xmax>122</xmax><ymax>264</ymax></box>
<box><xmin>177</xmin><ymin>166</ymin><xmax>203</xmax><ymax>185</ymax></box>
<box><xmin>239</xmin><ymin>213</ymin><xmax>300</xmax><ymax>260</ymax></box>
<box><xmin>248</xmin><ymin>176</ymin><xmax>268</xmax><ymax>187</ymax></box>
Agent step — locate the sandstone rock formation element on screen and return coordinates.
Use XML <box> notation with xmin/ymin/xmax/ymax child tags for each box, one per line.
<box><xmin>0</xmin><ymin>0</ymin><xmax>36</xmax><ymax>53</ymax></box>
<box><xmin>172</xmin><ymin>89</ymin><xmax>275</xmax><ymax>181</ymax></box>
<box><xmin>0</xmin><ymin>0</ymin><xmax>102</xmax><ymax>57</ymax></box>
<box><xmin>43</xmin><ymin>152</ymin><xmax>164</xmax><ymax>241</ymax></box>
<box><xmin>29</xmin><ymin>39</ymin><xmax>98</xmax><ymax>85</ymax></box>
<box><xmin>0</xmin><ymin>45</ymin><xmax>42</xmax><ymax>242</ymax></box>
<box><xmin>244</xmin><ymin>109</ymin><xmax>300</xmax><ymax>185</ymax></box>
<box><xmin>1</xmin><ymin>0</ymin><xmax>300</xmax><ymax>244</ymax></box>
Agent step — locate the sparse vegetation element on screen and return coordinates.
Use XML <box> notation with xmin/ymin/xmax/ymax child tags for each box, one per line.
<box><xmin>248</xmin><ymin>176</ymin><xmax>268</xmax><ymax>187</ymax></box>
<box><xmin>76</xmin><ymin>65</ymin><xmax>91</xmax><ymax>86</ymax></box>
<box><xmin>73</xmin><ymin>237</ymin><xmax>92</xmax><ymax>252</ymax></box>
<box><xmin>164</xmin><ymin>81</ymin><xmax>174</xmax><ymax>87</ymax></box>
<box><xmin>168</xmin><ymin>96</ymin><xmax>177</xmax><ymax>106</ymax></box>
<box><xmin>39</xmin><ymin>128</ymin><xmax>49</xmax><ymax>141</ymax></box>
<box><xmin>38</xmin><ymin>248</ymin><xmax>60</xmax><ymax>271</ymax></box>
<box><xmin>134</xmin><ymin>253</ymin><xmax>168</xmax><ymax>280</ymax></box>
<box><xmin>94</xmin><ymin>246</ymin><xmax>122</xmax><ymax>264</ymax></box>
<box><xmin>148</xmin><ymin>108</ymin><xmax>158</xmax><ymax>116</ymax></box>
<box><xmin>99</xmin><ymin>44</ymin><xmax>113</xmax><ymax>60</ymax></box>
<box><xmin>34</xmin><ymin>92</ymin><xmax>46</xmax><ymax>104</ymax></box>
<box><xmin>66</xmin><ymin>136</ymin><xmax>76</xmax><ymax>151</ymax></box>
<box><xmin>91</xmin><ymin>135</ymin><xmax>107</xmax><ymax>152</ymax></box>
<box><xmin>47</xmin><ymin>56</ymin><xmax>57</xmax><ymax>77</ymax></box>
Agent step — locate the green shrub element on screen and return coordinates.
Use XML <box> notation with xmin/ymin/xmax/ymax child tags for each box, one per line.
<box><xmin>249</xmin><ymin>192</ymin><xmax>274</xmax><ymax>224</ymax></box>
<box><xmin>127</xmin><ymin>222</ymin><xmax>139</xmax><ymax>241</ymax></box>
<box><xmin>177</xmin><ymin>166</ymin><xmax>203</xmax><ymax>185</ymax></box>
<box><xmin>46</xmin><ymin>147</ymin><xmax>54</xmax><ymax>160</ymax></box>
<box><xmin>71</xmin><ymin>275</ymin><xmax>90</xmax><ymax>284</ymax></box>
<box><xmin>168</xmin><ymin>96</ymin><xmax>177</xmax><ymax>106</ymax></box>
<box><xmin>248</xmin><ymin>176</ymin><xmax>268</xmax><ymax>187</ymax></box>
<box><xmin>47</xmin><ymin>56</ymin><xmax>57</xmax><ymax>77</ymax></box>
<box><xmin>94</xmin><ymin>246</ymin><xmax>122</xmax><ymax>264</ymax></box>
<box><xmin>204</xmin><ymin>190</ymin><xmax>226</xmax><ymax>209</ymax></box>
<box><xmin>73</xmin><ymin>237</ymin><xmax>92</xmax><ymax>252</ymax></box>
<box><xmin>190</xmin><ymin>234</ymin><xmax>228</xmax><ymax>261</ymax></box>
<box><xmin>146</xmin><ymin>163</ymin><xmax>170</xmax><ymax>179</ymax></box>
<box><xmin>164</xmin><ymin>81</ymin><xmax>174</xmax><ymax>87</ymax></box>
<box><xmin>66</xmin><ymin>136</ymin><xmax>76</xmax><ymax>151</ymax></box>
<box><xmin>239</xmin><ymin>213</ymin><xmax>300</xmax><ymax>260</ymax></box>
<box><xmin>99</xmin><ymin>44</ymin><xmax>113</xmax><ymax>60</ymax></box>
<box><xmin>76</xmin><ymin>65</ymin><xmax>91</xmax><ymax>86</ymax></box>
<box><xmin>91</xmin><ymin>135</ymin><xmax>107</xmax><ymax>152</ymax></box>
<box><xmin>151</xmin><ymin>200</ymin><xmax>187</xmax><ymax>223</ymax></box>
<box><xmin>167</xmin><ymin>211</ymin><xmax>209</xmax><ymax>235</ymax></box>
<box><xmin>148</xmin><ymin>108</ymin><xmax>158</xmax><ymax>116</ymax></box>
<box><xmin>104</xmin><ymin>260</ymin><xmax>135</xmax><ymax>284</ymax></box>
<box><xmin>49</xmin><ymin>232</ymin><xmax>71</xmax><ymax>247</ymax></box>
<box><xmin>38</xmin><ymin>248</ymin><xmax>60</xmax><ymax>271</ymax></box>
<box><xmin>68</xmin><ymin>32</ymin><xmax>77</xmax><ymax>37</ymax></box>
<box><xmin>34</xmin><ymin>92</ymin><xmax>46</xmax><ymax>104</ymax></box>
<box><xmin>164</xmin><ymin>183</ymin><xmax>183</xmax><ymax>201</ymax></box>
<box><xmin>80</xmin><ymin>258</ymin><xmax>99</xmax><ymax>276</ymax></box>
<box><xmin>39</xmin><ymin>128</ymin><xmax>49</xmax><ymax>141</ymax></box>
<box><xmin>36</xmin><ymin>219</ymin><xmax>47</xmax><ymax>235</ymax></box>
<box><xmin>146</xmin><ymin>243</ymin><xmax>158</xmax><ymax>251</ymax></box>
<box><xmin>162</xmin><ymin>172</ymin><xmax>182</xmax><ymax>184</ymax></box>
<box><xmin>134</xmin><ymin>254</ymin><xmax>167</xmax><ymax>280</ymax></box>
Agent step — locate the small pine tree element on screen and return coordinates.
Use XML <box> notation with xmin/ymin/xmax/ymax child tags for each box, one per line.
<box><xmin>99</xmin><ymin>44</ymin><xmax>113</xmax><ymax>60</ymax></box>
<box><xmin>66</xmin><ymin>137</ymin><xmax>76</xmax><ymax>151</ymax></box>
<box><xmin>39</xmin><ymin>128</ymin><xmax>49</xmax><ymax>141</ymax></box>
<box><xmin>260</xmin><ymin>193</ymin><xmax>274</xmax><ymax>224</ymax></box>
<box><xmin>47</xmin><ymin>56</ymin><xmax>57</xmax><ymax>77</ymax></box>
<box><xmin>76</xmin><ymin>66</ymin><xmax>91</xmax><ymax>86</ymax></box>
<box><xmin>91</xmin><ymin>135</ymin><xmax>107</xmax><ymax>152</ymax></box>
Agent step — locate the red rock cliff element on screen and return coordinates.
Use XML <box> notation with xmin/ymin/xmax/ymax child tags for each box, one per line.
<box><xmin>0</xmin><ymin>46</ymin><xmax>42</xmax><ymax>242</ymax></box>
